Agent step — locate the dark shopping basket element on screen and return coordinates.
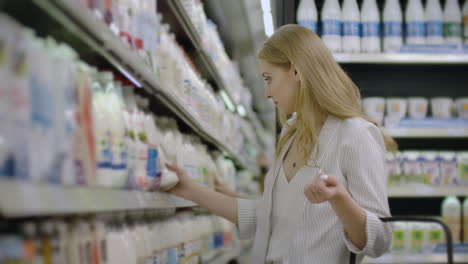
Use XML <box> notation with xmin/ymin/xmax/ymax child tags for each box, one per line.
<box><xmin>349</xmin><ymin>216</ymin><xmax>454</xmax><ymax>264</ymax></box>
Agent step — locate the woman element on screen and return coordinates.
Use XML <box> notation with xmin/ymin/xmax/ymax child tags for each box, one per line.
<box><xmin>166</xmin><ymin>24</ymin><xmax>392</xmax><ymax>263</ymax></box>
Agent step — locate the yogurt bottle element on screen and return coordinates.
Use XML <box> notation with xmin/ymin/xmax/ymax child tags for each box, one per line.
<box><xmin>421</xmin><ymin>151</ymin><xmax>441</xmax><ymax>185</ymax></box>
<box><xmin>439</xmin><ymin>151</ymin><xmax>459</xmax><ymax>185</ymax></box>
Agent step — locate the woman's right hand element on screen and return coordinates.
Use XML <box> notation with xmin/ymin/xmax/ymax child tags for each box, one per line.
<box><xmin>165</xmin><ymin>163</ymin><xmax>195</xmax><ymax>199</ymax></box>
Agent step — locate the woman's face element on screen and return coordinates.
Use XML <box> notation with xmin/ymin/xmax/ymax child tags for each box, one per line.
<box><xmin>260</xmin><ymin>60</ymin><xmax>300</xmax><ymax>115</ymax></box>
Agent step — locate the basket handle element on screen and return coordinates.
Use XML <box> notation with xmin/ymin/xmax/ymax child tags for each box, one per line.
<box><xmin>349</xmin><ymin>216</ymin><xmax>454</xmax><ymax>264</ymax></box>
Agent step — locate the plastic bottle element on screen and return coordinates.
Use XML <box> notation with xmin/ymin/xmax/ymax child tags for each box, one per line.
<box><xmin>458</xmin><ymin>151</ymin><xmax>468</xmax><ymax>186</ymax></box>
<box><xmin>402</xmin><ymin>151</ymin><xmax>423</xmax><ymax>184</ymax></box>
<box><xmin>321</xmin><ymin>0</ymin><xmax>342</xmax><ymax>52</ymax></box>
<box><xmin>406</xmin><ymin>0</ymin><xmax>426</xmax><ymax>44</ymax></box>
<box><xmin>444</xmin><ymin>0</ymin><xmax>463</xmax><ymax>44</ymax></box>
<box><xmin>463</xmin><ymin>197</ymin><xmax>468</xmax><ymax>243</ymax></box>
<box><xmin>134</xmin><ymin>110</ymin><xmax>149</xmax><ymax>191</ymax></box>
<box><xmin>361</xmin><ymin>0</ymin><xmax>381</xmax><ymax>52</ymax></box>
<box><xmin>442</xmin><ymin>196</ymin><xmax>461</xmax><ymax>243</ymax></box>
<box><xmin>341</xmin><ymin>0</ymin><xmax>361</xmax><ymax>53</ymax></box>
<box><xmin>463</xmin><ymin>0</ymin><xmax>468</xmax><ymax>43</ymax></box>
<box><xmin>426</xmin><ymin>223</ymin><xmax>443</xmax><ymax>253</ymax></box>
<box><xmin>297</xmin><ymin>0</ymin><xmax>318</xmax><ymax>33</ymax></box>
<box><xmin>383</xmin><ymin>0</ymin><xmax>403</xmax><ymax>52</ymax></box>
<box><xmin>144</xmin><ymin>115</ymin><xmax>161</xmax><ymax>191</ymax></box>
<box><xmin>409</xmin><ymin>222</ymin><xmax>425</xmax><ymax>253</ymax></box>
<box><xmin>425</xmin><ymin>0</ymin><xmax>445</xmax><ymax>44</ymax></box>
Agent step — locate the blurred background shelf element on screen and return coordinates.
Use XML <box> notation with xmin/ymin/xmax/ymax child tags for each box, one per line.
<box><xmin>334</xmin><ymin>53</ymin><xmax>468</xmax><ymax>64</ymax></box>
<box><xmin>388</xmin><ymin>186</ymin><xmax>468</xmax><ymax>198</ymax></box>
<box><xmin>0</xmin><ymin>179</ymin><xmax>196</xmax><ymax>218</ymax></box>
<box><xmin>363</xmin><ymin>253</ymin><xmax>468</xmax><ymax>263</ymax></box>
<box><xmin>385</xmin><ymin>127</ymin><xmax>468</xmax><ymax>138</ymax></box>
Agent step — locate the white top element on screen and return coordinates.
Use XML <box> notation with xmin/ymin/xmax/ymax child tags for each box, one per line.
<box><xmin>266</xmin><ymin>165</ymin><xmax>298</xmax><ymax>262</ymax></box>
<box><xmin>236</xmin><ymin>116</ymin><xmax>392</xmax><ymax>263</ymax></box>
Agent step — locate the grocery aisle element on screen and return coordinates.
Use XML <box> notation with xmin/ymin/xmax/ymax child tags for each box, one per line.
<box><xmin>0</xmin><ymin>0</ymin><xmax>467</xmax><ymax>263</ymax></box>
<box><xmin>0</xmin><ymin>0</ymin><xmax>268</xmax><ymax>263</ymax></box>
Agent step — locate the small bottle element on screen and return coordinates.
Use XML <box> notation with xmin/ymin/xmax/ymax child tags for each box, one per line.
<box><xmin>321</xmin><ymin>0</ymin><xmax>342</xmax><ymax>52</ymax></box>
<box><xmin>361</xmin><ymin>0</ymin><xmax>381</xmax><ymax>52</ymax></box>
<box><xmin>444</xmin><ymin>0</ymin><xmax>463</xmax><ymax>44</ymax></box>
<box><xmin>297</xmin><ymin>0</ymin><xmax>318</xmax><ymax>33</ymax></box>
<box><xmin>341</xmin><ymin>0</ymin><xmax>361</xmax><ymax>53</ymax></box>
<box><xmin>425</xmin><ymin>0</ymin><xmax>444</xmax><ymax>44</ymax></box>
<box><xmin>442</xmin><ymin>196</ymin><xmax>461</xmax><ymax>243</ymax></box>
<box><xmin>463</xmin><ymin>0</ymin><xmax>468</xmax><ymax>43</ymax></box>
<box><xmin>383</xmin><ymin>0</ymin><xmax>403</xmax><ymax>52</ymax></box>
<box><xmin>406</xmin><ymin>0</ymin><xmax>426</xmax><ymax>44</ymax></box>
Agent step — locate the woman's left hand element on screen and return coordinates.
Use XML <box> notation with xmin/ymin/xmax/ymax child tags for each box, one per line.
<box><xmin>304</xmin><ymin>171</ymin><xmax>345</xmax><ymax>204</ymax></box>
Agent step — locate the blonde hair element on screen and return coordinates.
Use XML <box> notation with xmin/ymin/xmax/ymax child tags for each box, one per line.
<box><xmin>258</xmin><ymin>24</ymin><xmax>366</xmax><ymax>162</ymax></box>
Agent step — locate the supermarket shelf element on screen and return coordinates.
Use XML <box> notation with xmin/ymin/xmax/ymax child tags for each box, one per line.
<box><xmin>166</xmin><ymin>0</ymin><xmax>238</xmax><ymax>105</ymax></box>
<box><xmin>208</xmin><ymin>246</ymin><xmax>242</xmax><ymax>264</ymax></box>
<box><xmin>384</xmin><ymin>127</ymin><xmax>468</xmax><ymax>138</ymax></box>
<box><xmin>363</xmin><ymin>253</ymin><xmax>468</xmax><ymax>263</ymax></box>
<box><xmin>334</xmin><ymin>53</ymin><xmax>468</xmax><ymax>64</ymax></box>
<box><xmin>0</xmin><ymin>179</ymin><xmax>197</xmax><ymax>218</ymax></box>
<box><xmin>388</xmin><ymin>186</ymin><xmax>468</xmax><ymax>197</ymax></box>
<box><xmin>31</xmin><ymin>0</ymin><xmax>253</xmax><ymax>172</ymax></box>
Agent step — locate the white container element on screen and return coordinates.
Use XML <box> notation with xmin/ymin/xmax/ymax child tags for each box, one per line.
<box><xmin>409</xmin><ymin>222</ymin><xmax>425</xmax><ymax>253</ymax></box>
<box><xmin>421</xmin><ymin>151</ymin><xmax>442</xmax><ymax>185</ymax></box>
<box><xmin>402</xmin><ymin>151</ymin><xmax>423</xmax><ymax>184</ymax></box>
<box><xmin>321</xmin><ymin>0</ymin><xmax>342</xmax><ymax>52</ymax></box>
<box><xmin>341</xmin><ymin>0</ymin><xmax>361</xmax><ymax>53</ymax></box>
<box><xmin>383</xmin><ymin>0</ymin><xmax>403</xmax><ymax>52</ymax></box>
<box><xmin>442</xmin><ymin>196</ymin><xmax>461</xmax><ymax>243</ymax></box>
<box><xmin>408</xmin><ymin>97</ymin><xmax>428</xmax><ymax>119</ymax></box>
<box><xmin>361</xmin><ymin>0</ymin><xmax>381</xmax><ymax>52</ymax></box>
<box><xmin>387</xmin><ymin>152</ymin><xmax>402</xmax><ymax>176</ymax></box>
<box><xmin>391</xmin><ymin>222</ymin><xmax>409</xmax><ymax>253</ymax></box>
<box><xmin>444</xmin><ymin>0</ymin><xmax>463</xmax><ymax>44</ymax></box>
<box><xmin>426</xmin><ymin>223</ymin><xmax>444</xmax><ymax>252</ymax></box>
<box><xmin>439</xmin><ymin>151</ymin><xmax>459</xmax><ymax>185</ymax></box>
<box><xmin>406</xmin><ymin>0</ymin><xmax>426</xmax><ymax>44</ymax></box>
<box><xmin>386</xmin><ymin>98</ymin><xmax>408</xmax><ymax>119</ymax></box>
<box><xmin>425</xmin><ymin>0</ymin><xmax>445</xmax><ymax>44</ymax></box>
<box><xmin>431</xmin><ymin>97</ymin><xmax>454</xmax><ymax>118</ymax></box>
<box><xmin>463</xmin><ymin>0</ymin><xmax>468</xmax><ymax>43</ymax></box>
<box><xmin>363</xmin><ymin>97</ymin><xmax>386</xmax><ymax>126</ymax></box>
<box><xmin>455</xmin><ymin>97</ymin><xmax>468</xmax><ymax>118</ymax></box>
<box><xmin>297</xmin><ymin>0</ymin><xmax>318</xmax><ymax>33</ymax></box>
<box><xmin>463</xmin><ymin>197</ymin><xmax>468</xmax><ymax>243</ymax></box>
<box><xmin>458</xmin><ymin>152</ymin><xmax>468</xmax><ymax>186</ymax></box>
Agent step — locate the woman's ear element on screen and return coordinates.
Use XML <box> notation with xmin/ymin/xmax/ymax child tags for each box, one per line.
<box><xmin>291</xmin><ymin>64</ymin><xmax>301</xmax><ymax>82</ymax></box>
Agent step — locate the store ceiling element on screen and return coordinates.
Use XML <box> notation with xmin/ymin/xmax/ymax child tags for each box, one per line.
<box><xmin>203</xmin><ymin>0</ymin><xmax>276</xmax><ymax>132</ymax></box>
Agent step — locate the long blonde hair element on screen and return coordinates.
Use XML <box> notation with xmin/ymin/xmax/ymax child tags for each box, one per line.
<box><xmin>258</xmin><ymin>24</ymin><xmax>366</xmax><ymax>162</ymax></box>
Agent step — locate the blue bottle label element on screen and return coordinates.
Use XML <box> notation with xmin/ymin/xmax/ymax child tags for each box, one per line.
<box><xmin>362</xmin><ymin>22</ymin><xmax>380</xmax><ymax>37</ymax></box>
<box><xmin>322</xmin><ymin>20</ymin><xmax>341</xmax><ymax>36</ymax></box>
<box><xmin>406</xmin><ymin>22</ymin><xmax>425</xmax><ymax>37</ymax></box>
<box><xmin>384</xmin><ymin>21</ymin><xmax>402</xmax><ymax>37</ymax></box>
<box><xmin>342</xmin><ymin>21</ymin><xmax>360</xmax><ymax>36</ymax></box>
<box><xmin>426</xmin><ymin>21</ymin><xmax>443</xmax><ymax>36</ymax></box>
<box><xmin>298</xmin><ymin>20</ymin><xmax>318</xmax><ymax>33</ymax></box>
<box><xmin>146</xmin><ymin>148</ymin><xmax>158</xmax><ymax>178</ymax></box>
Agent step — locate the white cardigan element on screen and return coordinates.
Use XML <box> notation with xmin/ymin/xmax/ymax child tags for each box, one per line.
<box><xmin>237</xmin><ymin>115</ymin><xmax>392</xmax><ymax>263</ymax></box>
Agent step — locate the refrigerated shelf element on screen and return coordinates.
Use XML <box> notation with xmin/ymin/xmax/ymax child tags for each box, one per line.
<box><xmin>0</xmin><ymin>179</ymin><xmax>196</xmax><ymax>218</ymax></box>
<box><xmin>363</xmin><ymin>253</ymin><xmax>468</xmax><ymax>263</ymax></box>
<box><xmin>384</xmin><ymin>127</ymin><xmax>468</xmax><ymax>138</ymax></box>
<box><xmin>30</xmin><ymin>0</ymin><xmax>255</xmax><ymax>172</ymax></box>
<box><xmin>334</xmin><ymin>53</ymin><xmax>468</xmax><ymax>64</ymax></box>
<box><xmin>388</xmin><ymin>186</ymin><xmax>468</xmax><ymax>198</ymax></box>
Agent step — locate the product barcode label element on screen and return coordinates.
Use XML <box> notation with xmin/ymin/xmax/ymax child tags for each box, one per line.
<box><xmin>384</xmin><ymin>21</ymin><xmax>402</xmax><ymax>37</ymax></box>
<box><xmin>298</xmin><ymin>20</ymin><xmax>318</xmax><ymax>33</ymax></box>
<box><xmin>444</xmin><ymin>22</ymin><xmax>462</xmax><ymax>37</ymax></box>
<box><xmin>362</xmin><ymin>22</ymin><xmax>380</xmax><ymax>37</ymax></box>
<box><xmin>426</xmin><ymin>21</ymin><xmax>443</xmax><ymax>36</ymax></box>
<box><xmin>406</xmin><ymin>21</ymin><xmax>425</xmax><ymax>37</ymax></box>
<box><xmin>322</xmin><ymin>20</ymin><xmax>341</xmax><ymax>36</ymax></box>
<box><xmin>342</xmin><ymin>21</ymin><xmax>360</xmax><ymax>36</ymax></box>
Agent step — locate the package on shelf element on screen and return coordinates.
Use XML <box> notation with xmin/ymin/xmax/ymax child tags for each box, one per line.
<box><xmin>390</xmin><ymin>221</ymin><xmax>445</xmax><ymax>255</ymax></box>
<box><xmin>387</xmin><ymin>150</ymin><xmax>467</xmax><ymax>186</ymax></box>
